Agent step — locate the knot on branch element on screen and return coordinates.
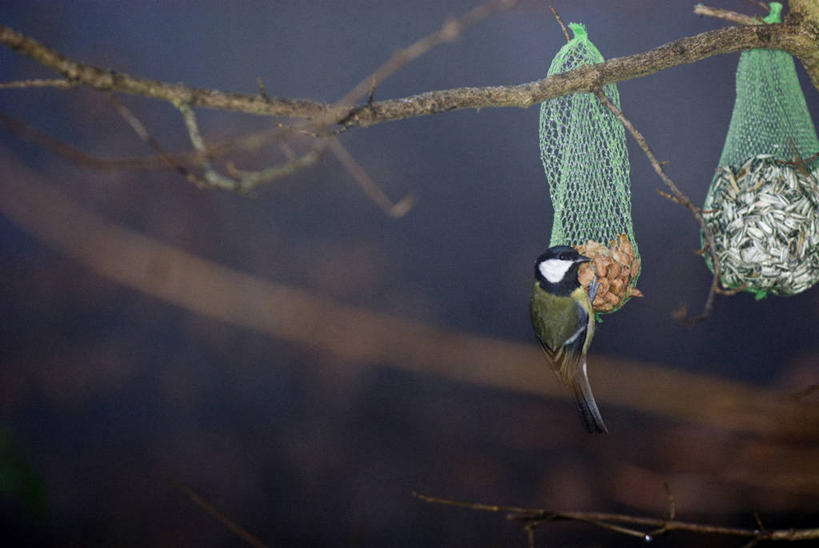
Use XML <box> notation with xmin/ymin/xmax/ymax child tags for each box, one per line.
<box><xmin>754</xmin><ymin>23</ymin><xmax>774</xmax><ymax>44</ymax></box>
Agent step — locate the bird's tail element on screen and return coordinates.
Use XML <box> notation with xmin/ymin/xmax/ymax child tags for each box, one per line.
<box><xmin>571</xmin><ymin>363</ymin><xmax>608</xmax><ymax>434</ymax></box>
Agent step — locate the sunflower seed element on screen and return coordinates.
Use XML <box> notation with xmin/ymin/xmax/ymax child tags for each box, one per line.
<box><xmin>703</xmin><ymin>155</ymin><xmax>819</xmax><ymax>296</ymax></box>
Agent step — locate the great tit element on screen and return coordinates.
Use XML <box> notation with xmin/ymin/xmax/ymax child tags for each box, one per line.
<box><xmin>530</xmin><ymin>245</ymin><xmax>607</xmax><ymax>433</ymax></box>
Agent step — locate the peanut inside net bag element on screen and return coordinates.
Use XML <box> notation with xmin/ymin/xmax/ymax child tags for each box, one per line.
<box><xmin>539</xmin><ymin>23</ymin><xmax>641</xmax><ymax>314</ymax></box>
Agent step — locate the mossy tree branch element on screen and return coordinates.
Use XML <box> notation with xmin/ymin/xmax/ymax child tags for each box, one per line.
<box><xmin>1</xmin><ymin>6</ymin><xmax>817</xmax><ymax>129</ymax></box>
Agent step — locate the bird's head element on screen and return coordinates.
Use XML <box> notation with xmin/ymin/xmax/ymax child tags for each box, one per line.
<box><xmin>534</xmin><ymin>245</ymin><xmax>590</xmax><ymax>290</ymax></box>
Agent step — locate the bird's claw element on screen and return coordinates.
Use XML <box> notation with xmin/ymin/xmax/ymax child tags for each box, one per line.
<box><xmin>589</xmin><ymin>275</ymin><xmax>601</xmax><ymax>303</ymax></box>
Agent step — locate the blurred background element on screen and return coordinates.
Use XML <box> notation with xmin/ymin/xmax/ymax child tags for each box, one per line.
<box><xmin>1</xmin><ymin>1</ymin><xmax>818</xmax><ymax>546</ymax></box>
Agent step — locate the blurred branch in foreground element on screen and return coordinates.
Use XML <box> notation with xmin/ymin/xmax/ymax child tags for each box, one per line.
<box><xmin>1</xmin><ymin>146</ymin><xmax>818</xmax><ymax>506</ymax></box>
<box><xmin>1</xmin><ymin>145</ymin><xmax>812</xmax><ymax>434</ymax></box>
<box><xmin>175</xmin><ymin>482</ymin><xmax>269</xmax><ymax>548</ymax></box>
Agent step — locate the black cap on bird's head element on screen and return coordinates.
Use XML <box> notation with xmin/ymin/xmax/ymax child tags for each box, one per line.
<box><xmin>534</xmin><ymin>245</ymin><xmax>590</xmax><ymax>292</ymax></box>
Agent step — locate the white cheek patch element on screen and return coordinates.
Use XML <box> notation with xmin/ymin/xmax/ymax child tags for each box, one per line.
<box><xmin>538</xmin><ymin>258</ymin><xmax>574</xmax><ymax>284</ymax></box>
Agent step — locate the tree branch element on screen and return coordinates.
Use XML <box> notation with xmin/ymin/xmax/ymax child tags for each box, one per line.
<box><xmin>326</xmin><ymin>137</ymin><xmax>416</xmax><ymax>218</ymax></box>
<box><xmin>1</xmin><ymin>14</ymin><xmax>817</xmax><ymax>129</ymax></box>
<box><xmin>0</xmin><ymin>78</ymin><xmax>74</xmax><ymax>89</ymax></box>
<box><xmin>413</xmin><ymin>492</ymin><xmax>819</xmax><ymax>543</ymax></box>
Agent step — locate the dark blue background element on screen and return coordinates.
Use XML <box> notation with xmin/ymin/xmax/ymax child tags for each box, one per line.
<box><xmin>1</xmin><ymin>1</ymin><xmax>817</xmax><ymax>546</ymax></box>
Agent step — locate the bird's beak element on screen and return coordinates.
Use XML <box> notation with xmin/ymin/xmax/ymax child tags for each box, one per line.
<box><xmin>577</xmin><ymin>254</ymin><xmax>591</xmax><ymax>263</ymax></box>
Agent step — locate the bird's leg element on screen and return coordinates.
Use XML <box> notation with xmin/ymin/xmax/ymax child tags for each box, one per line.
<box><xmin>589</xmin><ymin>275</ymin><xmax>601</xmax><ymax>303</ymax></box>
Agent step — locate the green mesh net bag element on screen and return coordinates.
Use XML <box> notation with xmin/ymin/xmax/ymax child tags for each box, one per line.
<box><xmin>702</xmin><ymin>2</ymin><xmax>819</xmax><ymax>298</ymax></box>
<box><xmin>539</xmin><ymin>23</ymin><xmax>641</xmax><ymax>314</ymax></box>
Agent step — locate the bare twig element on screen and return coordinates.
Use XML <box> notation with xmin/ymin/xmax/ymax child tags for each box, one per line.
<box><xmin>775</xmin><ymin>151</ymin><xmax>819</xmax><ymax>169</ymax></box>
<box><xmin>663</xmin><ymin>482</ymin><xmax>676</xmax><ymax>522</ymax></box>
<box><xmin>694</xmin><ymin>4</ymin><xmax>761</xmax><ymax>25</ymax></box>
<box><xmin>715</xmin><ymin>283</ymin><xmax>747</xmax><ymax>295</ymax></box>
<box><xmin>110</xmin><ymin>96</ymin><xmax>205</xmax><ymax>185</ymax></box>
<box><xmin>367</xmin><ymin>77</ymin><xmax>376</xmax><ymax>106</ymax></box>
<box><xmin>175</xmin><ymin>482</ymin><xmax>269</xmax><ymax>548</ymax></box>
<box><xmin>525</xmin><ymin>523</ymin><xmax>537</xmax><ymax>548</ymax></box>
<box><xmin>177</xmin><ymin>103</ymin><xmax>325</xmax><ymax>191</ymax></box>
<box><xmin>327</xmin><ymin>137</ymin><xmax>415</xmax><ymax>218</ymax></box>
<box><xmin>235</xmin><ymin>144</ymin><xmax>326</xmax><ymax>192</ymax></box>
<box><xmin>747</xmin><ymin>0</ymin><xmax>772</xmax><ymax>12</ymax></box>
<box><xmin>335</xmin><ymin>0</ymin><xmax>521</xmax><ymax>112</ymax></box>
<box><xmin>594</xmin><ymin>90</ymin><xmax>720</xmax><ymax>324</ymax></box>
<box><xmin>256</xmin><ymin>76</ymin><xmax>269</xmax><ymax>102</ymax></box>
<box><xmin>413</xmin><ymin>492</ymin><xmax>819</xmax><ymax>543</ymax></box>
<box><xmin>0</xmin><ymin>110</ymin><xmax>170</xmax><ymax>170</ymax></box>
<box><xmin>547</xmin><ymin>5</ymin><xmax>570</xmax><ymax>43</ymax></box>
<box><xmin>656</xmin><ymin>188</ymin><xmax>689</xmax><ymax>207</ymax></box>
<box><xmin>0</xmin><ymin>78</ymin><xmax>74</xmax><ymax>89</ymax></box>
<box><xmin>0</xmin><ymin>109</ymin><xmax>311</xmax><ymax>171</ymax></box>
<box><xmin>178</xmin><ymin>103</ymin><xmax>240</xmax><ymax>189</ymax></box>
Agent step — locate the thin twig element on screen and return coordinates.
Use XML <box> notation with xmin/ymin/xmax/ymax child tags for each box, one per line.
<box><xmin>175</xmin><ymin>482</ymin><xmax>270</xmax><ymax>548</ymax></box>
<box><xmin>256</xmin><ymin>76</ymin><xmax>269</xmax><ymax>102</ymax></box>
<box><xmin>525</xmin><ymin>523</ymin><xmax>537</xmax><ymax>548</ymax></box>
<box><xmin>746</xmin><ymin>0</ymin><xmax>771</xmax><ymax>12</ymax></box>
<box><xmin>367</xmin><ymin>77</ymin><xmax>376</xmax><ymax>106</ymax></box>
<box><xmin>178</xmin><ymin>103</ymin><xmax>240</xmax><ymax>189</ymax></box>
<box><xmin>694</xmin><ymin>4</ymin><xmax>761</xmax><ymax>25</ymax></box>
<box><xmin>548</xmin><ymin>4</ymin><xmax>570</xmax><ymax>43</ymax></box>
<box><xmin>0</xmin><ymin>109</ymin><xmax>315</xmax><ymax>171</ymax></box>
<box><xmin>327</xmin><ymin>137</ymin><xmax>415</xmax><ymax>218</ymax></box>
<box><xmin>110</xmin><ymin>96</ymin><xmax>205</xmax><ymax>185</ymax></box>
<box><xmin>775</xmin><ymin>151</ymin><xmax>819</xmax><ymax>169</ymax></box>
<box><xmin>571</xmin><ymin>517</ymin><xmax>648</xmax><ymax>539</ymax></box>
<box><xmin>715</xmin><ymin>283</ymin><xmax>747</xmax><ymax>295</ymax></box>
<box><xmin>0</xmin><ymin>110</ymin><xmax>168</xmax><ymax>170</ymax></box>
<box><xmin>334</xmin><ymin>0</ymin><xmax>521</xmax><ymax>111</ymax></box>
<box><xmin>594</xmin><ymin>90</ymin><xmax>720</xmax><ymax>324</ymax></box>
<box><xmin>0</xmin><ymin>78</ymin><xmax>75</xmax><ymax>89</ymax></box>
<box><xmin>663</xmin><ymin>482</ymin><xmax>676</xmax><ymax>522</ymax></box>
<box><xmin>177</xmin><ymin>103</ymin><xmax>326</xmax><ymax>191</ymax></box>
<box><xmin>656</xmin><ymin>188</ymin><xmax>688</xmax><ymax>207</ymax></box>
<box><xmin>413</xmin><ymin>492</ymin><xmax>819</xmax><ymax>542</ymax></box>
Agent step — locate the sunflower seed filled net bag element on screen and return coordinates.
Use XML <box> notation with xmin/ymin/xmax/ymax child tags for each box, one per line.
<box><xmin>702</xmin><ymin>2</ymin><xmax>819</xmax><ymax>298</ymax></box>
<box><xmin>539</xmin><ymin>23</ymin><xmax>641</xmax><ymax>314</ymax></box>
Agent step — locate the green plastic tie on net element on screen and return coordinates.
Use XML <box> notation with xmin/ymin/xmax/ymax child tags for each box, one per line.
<box><xmin>762</xmin><ymin>2</ymin><xmax>782</xmax><ymax>24</ymax></box>
<box><xmin>539</xmin><ymin>23</ymin><xmax>641</xmax><ymax>314</ymax></box>
<box><xmin>702</xmin><ymin>1</ymin><xmax>819</xmax><ymax>297</ymax></box>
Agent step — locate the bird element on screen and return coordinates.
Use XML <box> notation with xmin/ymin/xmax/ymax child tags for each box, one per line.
<box><xmin>529</xmin><ymin>245</ymin><xmax>607</xmax><ymax>433</ymax></box>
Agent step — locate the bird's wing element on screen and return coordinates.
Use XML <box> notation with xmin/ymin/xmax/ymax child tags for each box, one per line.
<box><xmin>529</xmin><ymin>291</ymin><xmax>589</xmax><ymax>385</ymax></box>
<box><xmin>530</xmin><ymin>288</ymin><xmax>605</xmax><ymax>433</ymax></box>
